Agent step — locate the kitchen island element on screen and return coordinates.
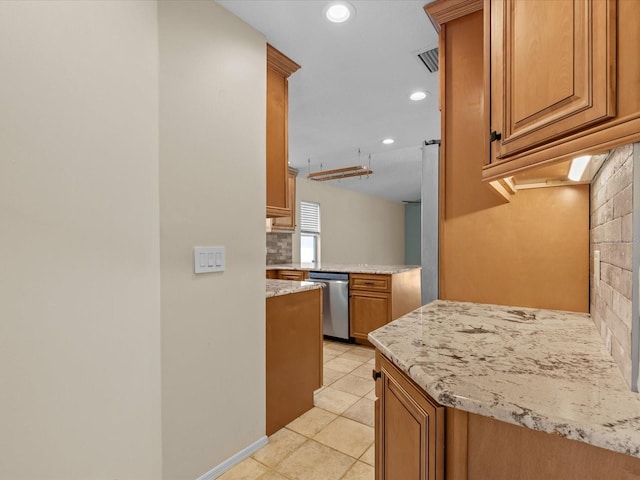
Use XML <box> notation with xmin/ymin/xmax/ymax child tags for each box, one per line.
<box><xmin>369</xmin><ymin>300</ymin><xmax>640</xmax><ymax>479</ymax></box>
<box><xmin>268</xmin><ymin>263</ymin><xmax>421</xmax><ymax>344</ymax></box>
<box><xmin>265</xmin><ymin>279</ymin><xmax>323</xmax><ymax>435</ymax></box>
<box><xmin>267</xmin><ymin>262</ymin><xmax>419</xmax><ymax>275</ymax></box>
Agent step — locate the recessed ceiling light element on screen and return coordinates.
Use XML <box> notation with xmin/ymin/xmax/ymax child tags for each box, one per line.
<box><xmin>324</xmin><ymin>2</ymin><xmax>355</xmax><ymax>23</ymax></box>
<box><xmin>410</xmin><ymin>91</ymin><xmax>428</xmax><ymax>101</ymax></box>
<box><xmin>382</xmin><ymin>138</ymin><xmax>394</xmax><ymax>145</ymax></box>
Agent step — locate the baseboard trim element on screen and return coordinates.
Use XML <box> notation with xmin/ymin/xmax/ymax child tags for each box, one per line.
<box><xmin>196</xmin><ymin>435</ymin><xmax>269</xmax><ymax>480</ymax></box>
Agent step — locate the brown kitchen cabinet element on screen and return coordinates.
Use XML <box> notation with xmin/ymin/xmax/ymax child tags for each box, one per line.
<box><xmin>350</xmin><ymin>288</ymin><xmax>390</xmax><ymax>343</ymax></box>
<box><xmin>479</xmin><ymin>0</ymin><xmax>640</xmax><ymax>181</ymax></box>
<box><xmin>425</xmin><ymin>0</ymin><xmax>590</xmax><ymax>311</ymax></box>
<box><xmin>266</xmin><ymin>269</ymin><xmax>308</xmax><ymax>281</ymax></box>
<box><xmin>375</xmin><ymin>352</ymin><xmax>444</xmax><ymax>480</ymax></box>
<box><xmin>266</xmin><ymin>288</ymin><xmax>322</xmax><ymax>435</ymax></box>
<box><xmin>271</xmin><ymin>167</ymin><xmax>298</xmax><ymax>231</ymax></box>
<box><xmin>349</xmin><ymin>270</ymin><xmax>421</xmax><ymax>345</ymax></box>
<box><xmin>266</xmin><ymin>45</ymin><xmax>300</xmax><ymax>218</ymax></box>
<box><xmin>374</xmin><ymin>350</ymin><xmax>640</xmax><ymax>480</ymax></box>
<box><xmin>278</xmin><ymin>270</ymin><xmax>308</xmax><ymax>281</ymax></box>
<box><xmin>489</xmin><ymin>0</ymin><xmax>616</xmax><ymax>163</ymax></box>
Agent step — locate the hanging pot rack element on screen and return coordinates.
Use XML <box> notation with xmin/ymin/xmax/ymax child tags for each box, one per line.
<box><xmin>306</xmin><ymin>150</ymin><xmax>373</xmax><ymax>181</ymax></box>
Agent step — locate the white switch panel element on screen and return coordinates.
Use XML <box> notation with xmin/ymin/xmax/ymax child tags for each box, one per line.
<box><xmin>594</xmin><ymin>250</ymin><xmax>600</xmax><ymax>286</ymax></box>
<box><xmin>194</xmin><ymin>247</ymin><xmax>225</xmax><ymax>274</ymax></box>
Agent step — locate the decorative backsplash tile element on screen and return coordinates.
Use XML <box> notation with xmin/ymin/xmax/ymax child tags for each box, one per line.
<box><xmin>266</xmin><ymin>232</ymin><xmax>292</xmax><ymax>265</ymax></box>
<box><xmin>590</xmin><ymin>143</ymin><xmax>635</xmax><ymax>387</ymax></box>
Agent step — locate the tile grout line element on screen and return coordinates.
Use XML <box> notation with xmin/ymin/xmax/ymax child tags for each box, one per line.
<box><xmin>229</xmin><ymin>340</ymin><xmax>376</xmax><ymax>480</ymax></box>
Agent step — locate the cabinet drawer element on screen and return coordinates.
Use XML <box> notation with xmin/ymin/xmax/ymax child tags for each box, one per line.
<box><xmin>350</xmin><ymin>274</ymin><xmax>391</xmax><ymax>293</ymax></box>
<box><xmin>278</xmin><ymin>270</ymin><xmax>307</xmax><ymax>281</ymax></box>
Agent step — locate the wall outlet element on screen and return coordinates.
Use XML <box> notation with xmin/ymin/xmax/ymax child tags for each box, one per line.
<box><xmin>194</xmin><ymin>246</ymin><xmax>225</xmax><ymax>274</ymax></box>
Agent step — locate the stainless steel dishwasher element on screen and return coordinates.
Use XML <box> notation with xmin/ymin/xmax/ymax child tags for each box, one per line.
<box><xmin>308</xmin><ymin>271</ymin><xmax>350</xmax><ymax>341</ymax></box>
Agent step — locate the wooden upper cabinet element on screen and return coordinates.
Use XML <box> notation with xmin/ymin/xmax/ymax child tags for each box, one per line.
<box><xmin>271</xmin><ymin>167</ymin><xmax>298</xmax><ymax>231</ymax></box>
<box><xmin>266</xmin><ymin>45</ymin><xmax>300</xmax><ymax>218</ymax></box>
<box><xmin>427</xmin><ymin>0</ymin><xmax>640</xmax><ymax>182</ymax></box>
<box><xmin>490</xmin><ymin>0</ymin><xmax>617</xmax><ymax>164</ymax></box>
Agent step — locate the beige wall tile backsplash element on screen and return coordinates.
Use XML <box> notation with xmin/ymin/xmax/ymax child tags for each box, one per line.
<box><xmin>267</xmin><ymin>232</ymin><xmax>293</xmax><ymax>265</ymax></box>
<box><xmin>591</xmin><ymin>144</ymin><xmax>634</xmax><ymax>386</ymax></box>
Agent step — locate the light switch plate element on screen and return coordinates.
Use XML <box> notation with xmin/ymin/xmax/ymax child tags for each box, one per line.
<box><xmin>194</xmin><ymin>246</ymin><xmax>225</xmax><ymax>274</ymax></box>
<box><xmin>594</xmin><ymin>250</ymin><xmax>600</xmax><ymax>286</ymax></box>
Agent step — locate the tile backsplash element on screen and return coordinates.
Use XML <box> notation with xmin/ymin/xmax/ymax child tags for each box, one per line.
<box><xmin>266</xmin><ymin>232</ymin><xmax>293</xmax><ymax>265</ymax></box>
<box><xmin>590</xmin><ymin>143</ymin><xmax>634</xmax><ymax>387</ymax></box>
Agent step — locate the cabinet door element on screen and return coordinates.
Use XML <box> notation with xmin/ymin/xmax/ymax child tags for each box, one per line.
<box><xmin>376</xmin><ymin>354</ymin><xmax>444</xmax><ymax>480</ymax></box>
<box><xmin>266</xmin><ymin>45</ymin><xmax>300</xmax><ymax>218</ymax></box>
<box><xmin>350</xmin><ymin>291</ymin><xmax>390</xmax><ymax>342</ymax></box>
<box><xmin>266</xmin><ymin>65</ymin><xmax>288</xmax><ymax>217</ymax></box>
<box><xmin>490</xmin><ymin>0</ymin><xmax>616</xmax><ymax>162</ymax></box>
<box><xmin>272</xmin><ymin>168</ymin><xmax>297</xmax><ymax>231</ymax></box>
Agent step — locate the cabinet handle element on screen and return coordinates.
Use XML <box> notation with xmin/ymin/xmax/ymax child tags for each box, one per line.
<box><xmin>489</xmin><ymin>130</ymin><xmax>502</xmax><ymax>142</ymax></box>
<box><xmin>372</xmin><ymin>370</ymin><xmax>381</xmax><ymax>381</ymax></box>
<box><xmin>364</xmin><ymin>281</ymin><xmax>374</xmax><ymax>285</ymax></box>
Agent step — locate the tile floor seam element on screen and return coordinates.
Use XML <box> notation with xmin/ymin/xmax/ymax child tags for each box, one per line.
<box><xmin>250</xmin><ymin>430</ymin><xmax>307</xmax><ymax>472</ymax></box>
<box><xmin>336</xmin><ymin>461</ymin><xmax>368</xmax><ymax>480</ymax></box>
<box><xmin>223</xmin><ymin>340</ymin><xmax>376</xmax><ymax>480</ymax></box>
<box><xmin>305</xmin><ymin>437</ymin><xmax>373</xmax><ymax>462</ymax></box>
<box><xmin>310</xmin><ymin>427</ymin><xmax>374</xmax><ymax>459</ymax></box>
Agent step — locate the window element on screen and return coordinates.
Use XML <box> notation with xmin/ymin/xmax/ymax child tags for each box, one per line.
<box><xmin>300</xmin><ymin>201</ymin><xmax>320</xmax><ymax>265</ymax></box>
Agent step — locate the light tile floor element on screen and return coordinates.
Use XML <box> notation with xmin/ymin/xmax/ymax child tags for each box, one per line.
<box><xmin>219</xmin><ymin>340</ymin><xmax>376</xmax><ymax>480</ymax></box>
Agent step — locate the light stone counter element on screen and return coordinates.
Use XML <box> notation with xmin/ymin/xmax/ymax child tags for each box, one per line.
<box><xmin>368</xmin><ymin>299</ymin><xmax>640</xmax><ymax>458</ymax></box>
<box><xmin>267</xmin><ymin>263</ymin><xmax>420</xmax><ymax>275</ymax></box>
<box><xmin>265</xmin><ymin>279</ymin><xmax>323</xmax><ymax>298</ymax></box>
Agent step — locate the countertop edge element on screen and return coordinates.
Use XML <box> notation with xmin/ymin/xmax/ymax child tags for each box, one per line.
<box><xmin>267</xmin><ymin>263</ymin><xmax>421</xmax><ymax>274</ymax></box>
<box><xmin>265</xmin><ymin>279</ymin><xmax>323</xmax><ymax>298</ymax></box>
<box><xmin>368</xmin><ymin>301</ymin><xmax>640</xmax><ymax>459</ymax></box>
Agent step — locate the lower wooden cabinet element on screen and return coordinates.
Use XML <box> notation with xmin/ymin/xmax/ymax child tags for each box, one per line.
<box><xmin>375</xmin><ymin>350</ymin><xmax>640</xmax><ymax>480</ymax></box>
<box><xmin>350</xmin><ymin>270</ymin><xmax>421</xmax><ymax>344</ymax></box>
<box><xmin>375</xmin><ymin>352</ymin><xmax>444</xmax><ymax>480</ymax></box>
<box><xmin>350</xmin><ymin>291</ymin><xmax>390</xmax><ymax>342</ymax></box>
<box><xmin>265</xmin><ymin>269</ymin><xmax>309</xmax><ymax>281</ymax></box>
<box><xmin>266</xmin><ymin>289</ymin><xmax>322</xmax><ymax>436</ymax></box>
<box><xmin>277</xmin><ymin>269</ymin><xmax>308</xmax><ymax>281</ymax></box>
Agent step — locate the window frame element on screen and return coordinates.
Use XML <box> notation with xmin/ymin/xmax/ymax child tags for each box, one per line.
<box><xmin>299</xmin><ymin>201</ymin><xmax>320</xmax><ymax>265</ymax></box>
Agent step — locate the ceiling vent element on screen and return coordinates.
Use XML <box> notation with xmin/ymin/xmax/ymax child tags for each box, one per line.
<box><xmin>417</xmin><ymin>47</ymin><xmax>439</xmax><ymax>73</ymax></box>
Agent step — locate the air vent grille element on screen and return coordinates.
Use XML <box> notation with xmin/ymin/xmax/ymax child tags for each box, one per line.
<box><xmin>417</xmin><ymin>47</ymin><xmax>439</xmax><ymax>73</ymax></box>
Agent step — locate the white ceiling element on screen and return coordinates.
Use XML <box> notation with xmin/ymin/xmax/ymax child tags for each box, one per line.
<box><xmin>217</xmin><ymin>0</ymin><xmax>440</xmax><ymax>203</ymax></box>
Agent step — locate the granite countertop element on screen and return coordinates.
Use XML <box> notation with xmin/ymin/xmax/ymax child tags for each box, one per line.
<box><xmin>368</xmin><ymin>299</ymin><xmax>640</xmax><ymax>458</ymax></box>
<box><xmin>265</xmin><ymin>279</ymin><xmax>324</xmax><ymax>298</ymax></box>
<box><xmin>266</xmin><ymin>263</ymin><xmax>420</xmax><ymax>275</ymax></box>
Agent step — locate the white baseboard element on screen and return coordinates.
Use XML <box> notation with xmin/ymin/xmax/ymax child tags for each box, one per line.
<box><xmin>196</xmin><ymin>435</ymin><xmax>269</xmax><ymax>480</ymax></box>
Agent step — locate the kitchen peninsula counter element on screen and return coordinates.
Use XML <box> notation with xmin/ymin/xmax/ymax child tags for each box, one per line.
<box><xmin>265</xmin><ymin>279</ymin><xmax>323</xmax><ymax>435</ymax></box>
<box><xmin>368</xmin><ymin>299</ymin><xmax>640</xmax><ymax>459</ymax></box>
<box><xmin>267</xmin><ymin>263</ymin><xmax>420</xmax><ymax>275</ymax></box>
<box><xmin>265</xmin><ymin>279</ymin><xmax>323</xmax><ymax>298</ymax></box>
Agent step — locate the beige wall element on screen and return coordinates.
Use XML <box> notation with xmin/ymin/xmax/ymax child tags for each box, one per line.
<box><xmin>158</xmin><ymin>2</ymin><xmax>267</xmax><ymax>478</ymax></box>
<box><xmin>591</xmin><ymin>144</ymin><xmax>634</xmax><ymax>386</ymax></box>
<box><xmin>293</xmin><ymin>179</ymin><xmax>405</xmax><ymax>265</ymax></box>
<box><xmin>0</xmin><ymin>1</ymin><xmax>162</xmax><ymax>478</ymax></box>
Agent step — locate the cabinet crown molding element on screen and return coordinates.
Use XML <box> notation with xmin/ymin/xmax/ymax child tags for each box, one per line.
<box><xmin>267</xmin><ymin>44</ymin><xmax>301</xmax><ymax>77</ymax></box>
<box><xmin>424</xmin><ymin>0</ymin><xmax>482</xmax><ymax>31</ymax></box>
